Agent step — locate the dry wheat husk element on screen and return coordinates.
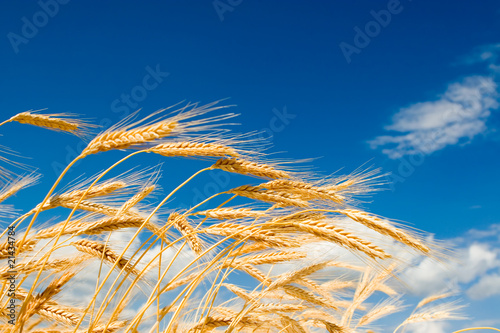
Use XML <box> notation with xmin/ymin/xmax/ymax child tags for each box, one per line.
<box><xmin>36</xmin><ymin>181</ymin><xmax>126</xmax><ymax>212</ymax></box>
<box><xmin>271</xmin><ymin>219</ymin><xmax>390</xmax><ymax>260</ymax></box>
<box><xmin>223</xmin><ymin>284</ymin><xmax>252</xmax><ymax>302</ymax></box>
<box><xmin>70</xmin><ymin>239</ymin><xmax>138</xmax><ymax>275</ymax></box>
<box><xmin>81</xmin><ymin>102</ymin><xmax>234</xmax><ymax>156</ymax></box>
<box><xmin>260</xmin><ymin>179</ymin><xmax>345</xmax><ymax>204</ymax></box>
<box><xmin>337</xmin><ymin>209</ymin><xmax>430</xmax><ymax>254</ymax></box>
<box><xmin>82</xmin><ymin>121</ymin><xmax>178</xmax><ymax>156</ymax></box>
<box><xmin>117</xmin><ymin>185</ymin><xmax>155</xmax><ymax>215</ymax></box>
<box><xmin>281</xmin><ymin>285</ymin><xmax>335</xmax><ymax>309</ymax></box>
<box><xmin>228</xmin><ymin>185</ymin><xmax>308</xmax><ymax>207</ymax></box>
<box><xmin>150</xmin><ymin>141</ymin><xmax>238</xmax><ymax>158</ymax></box>
<box><xmin>280</xmin><ymin>315</ymin><xmax>307</xmax><ymax>333</ymax></box>
<box><xmin>190</xmin><ymin>314</ymin><xmax>263</xmax><ymax>332</ymax></box>
<box><xmin>0</xmin><ymin>174</ymin><xmax>40</xmax><ymax>204</ymax></box>
<box><xmin>168</xmin><ymin>212</ymin><xmax>203</xmax><ymax>255</ymax></box>
<box><xmin>194</xmin><ymin>208</ymin><xmax>266</xmax><ymax>220</ymax></box>
<box><xmin>203</xmin><ymin>222</ymin><xmax>299</xmax><ymax>248</ymax></box>
<box><xmin>8</xmin><ymin>111</ymin><xmax>95</xmax><ymax>137</ymax></box>
<box><xmin>0</xmin><ymin>238</ymin><xmax>37</xmax><ymax>259</ymax></box>
<box><xmin>416</xmin><ymin>291</ymin><xmax>454</xmax><ymax>309</ymax></box>
<box><xmin>237</xmin><ymin>251</ymin><xmax>306</xmax><ymax>266</ymax></box>
<box><xmin>213</xmin><ymin>158</ymin><xmax>290</xmax><ymax>179</ymax></box>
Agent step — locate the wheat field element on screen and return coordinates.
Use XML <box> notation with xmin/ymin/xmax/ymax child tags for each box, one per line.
<box><xmin>0</xmin><ymin>103</ymin><xmax>490</xmax><ymax>332</ymax></box>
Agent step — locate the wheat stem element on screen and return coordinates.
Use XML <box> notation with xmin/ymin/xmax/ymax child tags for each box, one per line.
<box><xmin>24</xmin><ymin>151</ymin><xmax>142</xmax><ymax>333</ymax></box>
<box><xmin>452</xmin><ymin>328</ymin><xmax>500</xmax><ymax>333</ymax></box>
<box><xmin>16</xmin><ymin>155</ymin><xmax>83</xmax><ymax>332</ymax></box>
<box><xmin>80</xmin><ymin>167</ymin><xmax>210</xmax><ymax>332</ymax></box>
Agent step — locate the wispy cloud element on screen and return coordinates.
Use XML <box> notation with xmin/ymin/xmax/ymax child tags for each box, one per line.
<box><xmin>369</xmin><ymin>76</ymin><xmax>498</xmax><ymax>159</ymax></box>
<box><xmin>369</xmin><ymin>44</ymin><xmax>500</xmax><ymax>159</ymax></box>
<box><xmin>458</xmin><ymin>43</ymin><xmax>500</xmax><ymax>73</ymax></box>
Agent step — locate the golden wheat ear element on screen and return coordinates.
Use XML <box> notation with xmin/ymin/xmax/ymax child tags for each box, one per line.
<box><xmin>6</xmin><ymin>110</ymin><xmax>98</xmax><ymax>138</ymax></box>
<box><xmin>395</xmin><ymin>301</ymin><xmax>466</xmax><ymax>332</ymax></box>
<box><xmin>149</xmin><ymin>141</ymin><xmax>239</xmax><ymax>158</ymax></box>
<box><xmin>356</xmin><ymin>297</ymin><xmax>404</xmax><ymax>328</ymax></box>
<box><xmin>0</xmin><ymin>144</ymin><xmax>37</xmax><ymax>182</ymax></box>
<box><xmin>0</xmin><ymin>172</ymin><xmax>40</xmax><ymax>204</ymax></box>
<box><xmin>80</xmin><ymin>100</ymin><xmax>236</xmax><ymax>157</ymax></box>
<box><xmin>212</xmin><ymin>158</ymin><xmax>291</xmax><ymax>179</ymax></box>
<box><xmin>416</xmin><ymin>290</ymin><xmax>455</xmax><ymax>309</ymax></box>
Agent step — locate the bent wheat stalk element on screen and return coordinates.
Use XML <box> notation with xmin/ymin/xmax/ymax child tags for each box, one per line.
<box><xmin>2</xmin><ymin>111</ymin><xmax>96</xmax><ymax>137</ymax></box>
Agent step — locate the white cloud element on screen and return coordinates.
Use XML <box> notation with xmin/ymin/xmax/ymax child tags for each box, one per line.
<box><xmin>407</xmin><ymin>321</ymin><xmax>450</xmax><ymax>333</ymax></box>
<box><xmin>461</xmin><ymin>243</ymin><xmax>500</xmax><ymax>283</ymax></box>
<box><xmin>466</xmin><ymin>272</ymin><xmax>500</xmax><ymax>300</ymax></box>
<box><xmin>401</xmin><ymin>241</ymin><xmax>500</xmax><ymax>297</ymax></box>
<box><xmin>369</xmin><ymin>76</ymin><xmax>499</xmax><ymax>158</ymax></box>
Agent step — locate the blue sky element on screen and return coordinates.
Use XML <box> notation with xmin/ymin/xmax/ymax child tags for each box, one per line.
<box><xmin>1</xmin><ymin>1</ymin><xmax>500</xmax><ymax>331</ymax></box>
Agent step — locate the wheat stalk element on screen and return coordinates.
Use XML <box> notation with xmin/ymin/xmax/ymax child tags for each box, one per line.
<box><xmin>238</xmin><ymin>251</ymin><xmax>306</xmax><ymax>266</ymax></box>
<box><xmin>275</xmin><ymin>219</ymin><xmax>390</xmax><ymax>259</ymax></box>
<box><xmin>213</xmin><ymin>158</ymin><xmax>290</xmax><ymax>179</ymax></box>
<box><xmin>280</xmin><ymin>314</ymin><xmax>307</xmax><ymax>333</ymax></box>
<box><xmin>20</xmin><ymin>272</ymin><xmax>76</xmax><ymax>326</ymax></box>
<box><xmin>168</xmin><ymin>212</ymin><xmax>203</xmax><ymax>255</ymax></box>
<box><xmin>253</xmin><ymin>303</ymin><xmax>308</xmax><ymax>313</ymax></box>
<box><xmin>77</xmin><ymin>215</ymin><xmax>145</xmax><ymax>235</ymax></box>
<box><xmin>223</xmin><ymin>284</ymin><xmax>252</xmax><ymax>301</ymax></box>
<box><xmin>281</xmin><ymin>285</ymin><xmax>334</xmax><ymax>309</ymax></box>
<box><xmin>82</xmin><ymin>121</ymin><xmax>178</xmax><ymax>156</ymax></box>
<box><xmin>318</xmin><ymin>320</ymin><xmax>347</xmax><ymax>333</ymax></box>
<box><xmin>70</xmin><ymin>239</ymin><xmax>138</xmax><ymax>275</ymax></box>
<box><xmin>416</xmin><ymin>291</ymin><xmax>454</xmax><ymax>309</ymax></box>
<box><xmin>190</xmin><ymin>314</ymin><xmax>262</xmax><ymax>332</ymax></box>
<box><xmin>321</xmin><ymin>279</ymin><xmax>355</xmax><ymax>291</ymax></box>
<box><xmin>7</xmin><ymin>111</ymin><xmax>95</xmax><ymax>137</ymax></box>
<box><xmin>228</xmin><ymin>262</ymin><xmax>270</xmax><ymax>284</ymax></box>
<box><xmin>37</xmin><ymin>304</ymin><xmax>81</xmax><ymax>326</ymax></box>
<box><xmin>338</xmin><ymin>209</ymin><xmax>430</xmax><ymax>254</ymax></box>
<box><xmin>0</xmin><ymin>174</ymin><xmax>39</xmax><ymax>204</ymax></box>
<box><xmin>0</xmin><ymin>258</ymin><xmax>83</xmax><ymax>279</ymax></box>
<box><xmin>203</xmin><ymin>222</ymin><xmax>299</xmax><ymax>248</ymax></box>
<box><xmin>395</xmin><ymin>302</ymin><xmax>465</xmax><ymax>332</ymax></box>
<box><xmin>231</xmin><ymin>242</ymin><xmax>269</xmax><ymax>255</ymax></box>
<box><xmin>150</xmin><ymin>141</ymin><xmax>238</xmax><ymax>157</ymax></box>
<box><xmin>57</xmin><ymin>200</ymin><xmax>121</xmax><ymax>216</ymax></box>
<box><xmin>227</xmin><ymin>185</ymin><xmax>308</xmax><ymax>207</ymax></box>
<box><xmin>36</xmin><ymin>181</ymin><xmax>126</xmax><ymax>212</ymax></box>
<box><xmin>194</xmin><ymin>208</ymin><xmax>266</xmax><ymax>220</ymax></box>
<box><xmin>117</xmin><ymin>185</ymin><xmax>155</xmax><ymax>215</ymax></box>
<box><xmin>357</xmin><ymin>298</ymin><xmax>402</xmax><ymax>327</ymax></box>
<box><xmin>269</xmin><ymin>261</ymin><xmax>331</xmax><ymax>290</ymax></box>
<box><xmin>88</xmin><ymin>320</ymin><xmax>128</xmax><ymax>333</ymax></box>
<box><xmin>81</xmin><ymin>102</ymin><xmax>234</xmax><ymax>156</ymax></box>
<box><xmin>342</xmin><ymin>265</ymin><xmax>396</xmax><ymax>327</ymax></box>
<box><xmin>260</xmin><ymin>180</ymin><xmax>345</xmax><ymax>203</ymax></box>
<box><xmin>0</xmin><ymin>239</ymin><xmax>37</xmax><ymax>259</ymax></box>
<box><xmin>296</xmin><ymin>278</ymin><xmax>339</xmax><ymax>306</ymax></box>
